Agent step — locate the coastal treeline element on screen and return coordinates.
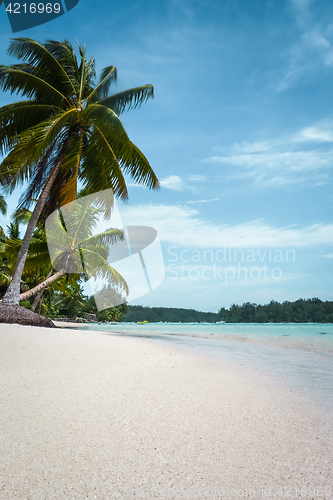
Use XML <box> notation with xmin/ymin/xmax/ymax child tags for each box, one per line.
<box><xmin>218</xmin><ymin>298</ymin><xmax>333</xmax><ymax>323</ymax></box>
<box><xmin>121</xmin><ymin>305</ymin><xmax>218</xmax><ymax>323</ymax></box>
<box><xmin>121</xmin><ymin>298</ymin><xmax>333</xmax><ymax>323</ymax></box>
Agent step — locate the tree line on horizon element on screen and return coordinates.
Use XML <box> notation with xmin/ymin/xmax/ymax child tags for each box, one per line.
<box><xmin>120</xmin><ymin>298</ymin><xmax>333</xmax><ymax>323</ymax></box>
<box><xmin>218</xmin><ymin>298</ymin><xmax>333</xmax><ymax>323</ymax></box>
<box><xmin>120</xmin><ymin>305</ymin><xmax>218</xmax><ymax>323</ymax></box>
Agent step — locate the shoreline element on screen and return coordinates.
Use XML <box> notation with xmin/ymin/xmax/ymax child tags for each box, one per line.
<box><xmin>1</xmin><ymin>324</ymin><xmax>332</xmax><ymax>499</ymax></box>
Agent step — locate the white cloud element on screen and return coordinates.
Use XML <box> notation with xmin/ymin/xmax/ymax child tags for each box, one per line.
<box><xmin>159</xmin><ymin>174</ymin><xmax>208</xmax><ymax>192</ymax></box>
<box><xmin>159</xmin><ymin>175</ymin><xmax>185</xmax><ymax>191</ymax></box>
<box><xmin>204</xmin><ymin>123</ymin><xmax>333</xmax><ymax>187</ymax></box>
<box><xmin>185</xmin><ymin>198</ymin><xmax>219</xmax><ymax>204</ymax></box>
<box><xmin>117</xmin><ymin>202</ymin><xmax>333</xmax><ymax>249</ymax></box>
<box><xmin>188</xmin><ymin>175</ymin><xmax>206</xmax><ymax>182</ymax></box>
<box><xmin>206</xmin><ymin>149</ymin><xmax>331</xmax><ymax>187</ymax></box>
<box><xmin>294</xmin><ymin>121</ymin><xmax>333</xmax><ymax>142</ymax></box>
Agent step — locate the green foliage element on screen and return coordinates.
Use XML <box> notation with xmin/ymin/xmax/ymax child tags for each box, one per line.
<box><xmin>96</xmin><ymin>304</ymin><xmax>128</xmax><ymax>322</ymax></box>
<box><xmin>0</xmin><ymin>193</ymin><xmax>7</xmax><ymax>215</ymax></box>
<box><xmin>0</xmin><ymin>37</ymin><xmax>158</xmax><ymax>307</ymax></box>
<box><xmin>121</xmin><ymin>305</ymin><xmax>218</xmax><ymax>323</ymax></box>
<box><xmin>218</xmin><ymin>298</ymin><xmax>333</xmax><ymax>323</ymax></box>
<box><xmin>0</xmin><ymin>37</ymin><xmax>158</xmax><ymax>211</ymax></box>
<box><xmin>19</xmin><ymin>300</ymin><xmax>31</xmax><ymax>310</ymax></box>
<box><xmin>6</xmin><ymin>221</ymin><xmax>20</xmax><ymax>239</ymax></box>
<box><xmin>56</xmin><ymin>282</ymin><xmax>87</xmax><ymax>318</ymax></box>
<box><xmin>85</xmin><ymin>291</ymin><xmax>128</xmax><ymax>322</ymax></box>
<box><xmin>120</xmin><ymin>298</ymin><xmax>333</xmax><ymax>323</ymax></box>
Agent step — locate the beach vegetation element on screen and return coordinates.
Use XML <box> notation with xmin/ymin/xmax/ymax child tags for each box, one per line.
<box><xmin>218</xmin><ymin>298</ymin><xmax>333</xmax><ymax>323</ymax></box>
<box><xmin>0</xmin><ymin>37</ymin><xmax>158</xmax><ymax>324</ymax></box>
<box><xmin>118</xmin><ymin>298</ymin><xmax>333</xmax><ymax>323</ymax></box>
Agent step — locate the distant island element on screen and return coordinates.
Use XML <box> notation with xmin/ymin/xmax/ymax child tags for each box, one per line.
<box><xmin>121</xmin><ymin>298</ymin><xmax>333</xmax><ymax>323</ymax></box>
<box><xmin>121</xmin><ymin>305</ymin><xmax>217</xmax><ymax>323</ymax></box>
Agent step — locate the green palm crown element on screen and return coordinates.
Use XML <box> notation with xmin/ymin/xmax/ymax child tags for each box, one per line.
<box><xmin>0</xmin><ymin>38</ymin><xmax>158</xmax><ymax>214</ymax></box>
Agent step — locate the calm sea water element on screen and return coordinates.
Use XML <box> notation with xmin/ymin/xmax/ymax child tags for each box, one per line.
<box><xmin>67</xmin><ymin>322</ymin><xmax>333</xmax><ymax>413</ymax></box>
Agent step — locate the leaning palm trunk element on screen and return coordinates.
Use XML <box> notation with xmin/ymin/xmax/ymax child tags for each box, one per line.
<box><xmin>2</xmin><ymin>159</ymin><xmax>63</xmax><ymax>306</ymax></box>
<box><xmin>19</xmin><ymin>268</ymin><xmax>65</xmax><ymax>302</ymax></box>
<box><xmin>31</xmin><ymin>290</ymin><xmax>44</xmax><ymax>313</ymax></box>
<box><xmin>31</xmin><ymin>271</ymin><xmax>52</xmax><ymax>312</ymax></box>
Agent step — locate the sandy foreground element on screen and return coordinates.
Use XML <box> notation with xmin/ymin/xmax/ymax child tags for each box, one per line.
<box><xmin>0</xmin><ymin>325</ymin><xmax>332</xmax><ymax>500</ymax></box>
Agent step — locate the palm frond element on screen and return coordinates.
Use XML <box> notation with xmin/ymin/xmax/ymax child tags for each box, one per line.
<box><xmin>12</xmin><ymin>206</ymin><xmax>32</xmax><ymax>225</ymax></box>
<box><xmin>78</xmin><ymin>51</ymin><xmax>96</xmax><ymax>100</ymax></box>
<box><xmin>80</xmin><ymin>128</ymin><xmax>128</xmax><ymax>199</ymax></box>
<box><xmin>55</xmin><ymin>131</ymin><xmax>83</xmax><ymax>207</ymax></box>
<box><xmin>81</xmin><ymin>103</ymin><xmax>130</xmax><ymax>138</ymax></box>
<box><xmin>0</xmin><ymin>194</ymin><xmax>7</xmax><ymax>215</ymax></box>
<box><xmin>7</xmin><ymin>38</ymin><xmax>76</xmax><ymax>97</ymax></box>
<box><xmin>86</xmin><ymin>65</ymin><xmax>117</xmax><ymax>103</ymax></box>
<box><xmin>44</xmin><ymin>40</ymin><xmax>80</xmax><ymax>92</ymax></box>
<box><xmin>81</xmin><ymin>227</ymin><xmax>124</xmax><ymax>248</ymax></box>
<box><xmin>80</xmin><ymin>247</ymin><xmax>128</xmax><ymax>293</ymax></box>
<box><xmin>0</xmin><ymin>65</ymin><xmax>70</xmax><ymax>106</ymax></box>
<box><xmin>1</xmin><ymin>109</ymin><xmax>77</xmax><ymax>174</ymax></box>
<box><xmin>0</xmin><ymin>101</ymin><xmax>62</xmax><ymax>154</ymax></box>
<box><xmin>96</xmin><ymin>84</ymin><xmax>154</xmax><ymax>115</ymax></box>
<box><xmin>10</xmin><ymin>143</ymin><xmax>57</xmax><ymax>203</ymax></box>
<box><xmin>122</xmin><ymin>142</ymin><xmax>159</xmax><ymax>189</ymax></box>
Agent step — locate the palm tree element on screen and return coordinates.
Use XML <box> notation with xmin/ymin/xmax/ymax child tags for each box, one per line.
<box><xmin>0</xmin><ymin>38</ymin><xmax>158</xmax><ymax>312</ymax></box>
<box><xmin>17</xmin><ymin>195</ymin><xmax>128</xmax><ymax>303</ymax></box>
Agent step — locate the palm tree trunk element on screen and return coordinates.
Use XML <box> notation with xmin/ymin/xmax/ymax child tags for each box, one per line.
<box><xmin>31</xmin><ymin>289</ymin><xmax>44</xmax><ymax>313</ymax></box>
<box><xmin>30</xmin><ymin>270</ymin><xmax>52</xmax><ymax>312</ymax></box>
<box><xmin>36</xmin><ymin>296</ymin><xmax>43</xmax><ymax>315</ymax></box>
<box><xmin>19</xmin><ymin>269</ymin><xmax>65</xmax><ymax>302</ymax></box>
<box><xmin>2</xmin><ymin>158</ymin><xmax>65</xmax><ymax>306</ymax></box>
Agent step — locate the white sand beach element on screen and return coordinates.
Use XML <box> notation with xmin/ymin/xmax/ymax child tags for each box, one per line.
<box><xmin>0</xmin><ymin>324</ymin><xmax>332</xmax><ymax>499</ymax></box>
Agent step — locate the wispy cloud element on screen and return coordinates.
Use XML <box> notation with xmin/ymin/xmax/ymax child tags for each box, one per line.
<box><xmin>204</xmin><ymin>122</ymin><xmax>333</xmax><ymax>187</ymax></box>
<box><xmin>290</xmin><ymin>0</ymin><xmax>313</xmax><ymax>27</ymax></box>
<box><xmin>118</xmin><ymin>203</ymin><xmax>333</xmax><ymax>249</ymax></box>
<box><xmin>294</xmin><ymin>120</ymin><xmax>333</xmax><ymax>142</ymax></box>
<box><xmin>185</xmin><ymin>198</ymin><xmax>219</xmax><ymax>204</ymax></box>
<box><xmin>159</xmin><ymin>175</ymin><xmax>185</xmax><ymax>191</ymax></box>
<box><xmin>277</xmin><ymin>1</ymin><xmax>333</xmax><ymax>92</ymax></box>
<box><xmin>159</xmin><ymin>174</ymin><xmax>208</xmax><ymax>192</ymax></box>
<box><xmin>188</xmin><ymin>175</ymin><xmax>206</xmax><ymax>182</ymax></box>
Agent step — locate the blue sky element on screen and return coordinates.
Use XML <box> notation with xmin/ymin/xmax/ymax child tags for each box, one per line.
<box><xmin>0</xmin><ymin>0</ymin><xmax>333</xmax><ymax>312</ymax></box>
